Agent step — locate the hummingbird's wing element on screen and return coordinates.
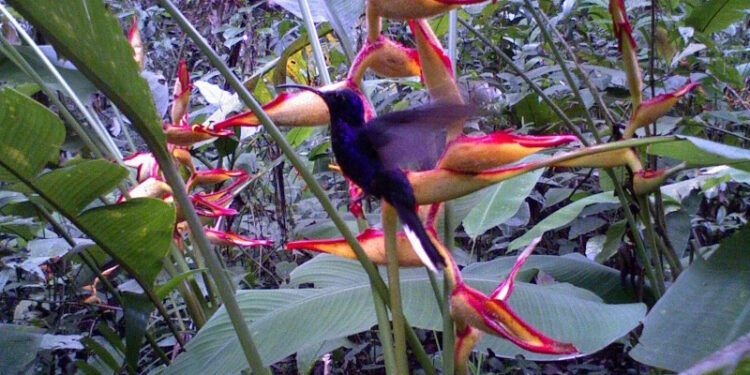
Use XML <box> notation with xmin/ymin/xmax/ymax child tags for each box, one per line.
<box><xmin>362</xmin><ymin>102</ymin><xmax>475</xmax><ymax>171</ymax></box>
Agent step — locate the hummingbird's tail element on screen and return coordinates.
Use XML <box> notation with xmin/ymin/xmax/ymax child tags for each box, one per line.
<box><xmin>394</xmin><ymin>203</ymin><xmax>445</xmax><ymax>273</ymax></box>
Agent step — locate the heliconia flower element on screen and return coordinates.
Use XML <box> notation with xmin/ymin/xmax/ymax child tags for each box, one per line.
<box><xmin>347</xmin><ymin>178</ymin><xmax>365</xmax><ymax>219</ymax></box>
<box><xmin>367</xmin><ymin>0</ymin><xmax>486</xmax><ymax>21</ymax></box>
<box><xmin>409</xmin><ymin>19</ymin><xmax>465</xmax><ymax>139</ymax></box>
<box><xmin>213</xmin><ymin>80</ymin><xmax>375</xmax><ymax>130</ymax></box>
<box><xmin>123</xmin><ymin>151</ymin><xmax>159</xmax><ymax>182</ymax></box>
<box><xmin>632</xmin><ymin>164</ymin><xmax>685</xmax><ymax>195</ymax></box>
<box><xmin>120</xmin><ymin>177</ymin><xmax>172</xmax><ymax>203</ymax></box>
<box><xmin>128</xmin><ymin>16</ymin><xmax>144</xmax><ymax>71</ymax></box>
<box><xmin>347</xmin><ymin>35</ymin><xmax>421</xmax><ymax>84</ymax></box>
<box><xmin>170</xmin><ymin>60</ymin><xmax>193</xmax><ymax>125</ymax></box>
<box><xmin>455</xmin><ymin>325</ymin><xmax>483</xmax><ymax>375</ymax></box>
<box><xmin>450</xmin><ymin>237</ymin><xmax>578</xmax><ymax>356</ymax></box>
<box><xmin>408</xmin><ymin>163</ymin><xmax>532</xmax><ymax>204</ymax></box>
<box><xmin>171</xmin><ymin>146</ymin><xmax>195</xmax><ymax>173</ymax></box>
<box><xmin>190</xmin><ymin>194</ymin><xmax>238</xmax><ymax>217</ymax></box>
<box><xmin>187</xmin><ymin>168</ymin><xmax>247</xmax><ymax>189</ymax></box>
<box><xmin>286</xmin><ymin>227</ymin><xmax>443</xmax><ymax>267</ymax></box>
<box><xmin>164</xmin><ymin>123</ymin><xmax>235</xmax><ymax>146</ymax></box>
<box><xmin>204</xmin><ymin>228</ymin><xmax>272</xmax><ymax>247</ymax></box>
<box><xmin>552</xmin><ymin>147</ymin><xmax>643</xmax><ymax>171</ymax></box>
<box><xmin>624</xmin><ymin>82</ymin><xmax>700</xmax><ymax>139</ymax></box>
<box><xmin>438</xmin><ymin>132</ymin><xmax>579</xmax><ymax>173</ymax></box>
<box><xmin>193</xmin><ymin>173</ymin><xmax>249</xmax><ymax>205</ymax></box>
<box><xmin>609</xmin><ymin>0</ymin><xmax>642</xmax><ymax>107</ymax></box>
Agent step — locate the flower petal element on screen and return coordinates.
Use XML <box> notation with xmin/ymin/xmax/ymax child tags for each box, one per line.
<box><xmin>438</xmin><ymin>132</ymin><xmax>578</xmax><ymax>172</ymax></box>
<box><xmin>451</xmin><ymin>283</ymin><xmax>578</xmax><ymax>355</ymax></box>
<box><xmin>348</xmin><ymin>35</ymin><xmax>422</xmax><ymax>83</ymax></box>
<box><xmin>491</xmin><ymin>237</ymin><xmax>540</xmax><ymax>301</ymax></box>
<box><xmin>609</xmin><ymin>0</ymin><xmax>642</xmax><ymax>106</ymax></box>
<box><xmin>214</xmin><ymin>81</ymin><xmax>375</xmax><ymax>130</ymax></box>
<box><xmin>127</xmin><ymin>16</ymin><xmax>144</xmax><ymax>71</ymax></box>
<box><xmin>205</xmin><ymin>228</ymin><xmax>271</xmax><ymax>247</ymax></box>
<box><xmin>191</xmin><ymin>194</ymin><xmax>238</xmax><ymax>217</ymax></box>
<box><xmin>552</xmin><ymin>147</ymin><xmax>642</xmax><ymax>171</ymax></box>
<box><xmin>408</xmin><ymin>163</ymin><xmax>532</xmax><ymax>204</ymax></box>
<box><xmin>286</xmin><ymin>227</ymin><xmax>442</xmax><ymax>267</ymax></box>
<box><xmin>625</xmin><ymin>82</ymin><xmax>700</xmax><ymax>138</ymax></box>
<box><xmin>120</xmin><ymin>177</ymin><xmax>172</xmax><ymax>202</ymax></box>
<box><xmin>164</xmin><ymin>123</ymin><xmax>234</xmax><ymax>146</ymax></box>
<box><xmin>188</xmin><ymin>168</ymin><xmax>247</xmax><ymax>187</ymax></box>
<box><xmin>368</xmin><ymin>0</ymin><xmax>468</xmax><ymax>20</ymax></box>
<box><xmin>170</xmin><ymin>60</ymin><xmax>192</xmax><ymax>125</ymax></box>
<box><xmin>123</xmin><ymin>151</ymin><xmax>159</xmax><ymax>182</ymax></box>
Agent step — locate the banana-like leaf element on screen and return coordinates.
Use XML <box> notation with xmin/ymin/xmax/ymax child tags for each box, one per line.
<box><xmin>629</xmin><ymin>226</ymin><xmax>750</xmax><ymax>372</ymax></box>
<box><xmin>685</xmin><ymin>0</ymin><xmax>750</xmax><ymax>34</ymax></box>
<box><xmin>0</xmin><ymin>88</ymin><xmax>173</xmax><ymax>287</ymax></box>
<box><xmin>165</xmin><ymin>255</ymin><xmax>645</xmax><ymax>374</ymax></box>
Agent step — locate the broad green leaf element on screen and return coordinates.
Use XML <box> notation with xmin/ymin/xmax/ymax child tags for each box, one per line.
<box><xmin>12</xmin><ymin>160</ymin><xmax>127</xmax><ymax>215</ymax></box>
<box><xmin>0</xmin><ymin>88</ymin><xmax>64</xmax><ymax>181</ymax></box>
<box><xmin>685</xmin><ymin>0</ymin><xmax>750</xmax><ymax>34</ymax></box>
<box><xmin>0</xmin><ymin>45</ymin><xmax>97</xmax><ymax>100</ymax></box>
<box><xmin>166</xmin><ymin>255</ymin><xmax>645</xmax><ymax>374</ymax></box>
<box><xmin>679</xmin><ymin>332</ymin><xmax>750</xmax><ymax>375</ymax></box>
<box><xmin>270</xmin><ymin>0</ymin><xmax>365</xmax><ymax>34</ymax></box>
<box><xmin>156</xmin><ymin>269</ymin><xmax>206</xmax><ymax>300</ymax></box>
<box><xmin>647</xmin><ymin>135</ymin><xmax>750</xmax><ymax>171</ymax></box>
<box><xmin>463</xmin><ymin>169</ymin><xmax>543</xmax><ymax>238</ymax></box>
<box><xmin>0</xmin><ymin>324</ymin><xmax>44</xmax><ymax>374</ymax></box>
<box><xmin>630</xmin><ymin>226</ymin><xmax>750</xmax><ymax>372</ymax></box>
<box><xmin>8</xmin><ymin>0</ymin><xmax>166</xmax><ymax>150</ymax></box>
<box><xmin>509</xmin><ymin>192</ymin><xmax>619</xmax><ymax>251</ymax></box>
<box><xmin>0</xmin><ymin>84</ymin><xmax>173</xmax><ymax>288</ymax></box>
<box><xmin>77</xmin><ymin>199</ymin><xmax>174</xmax><ymax>286</ymax></box>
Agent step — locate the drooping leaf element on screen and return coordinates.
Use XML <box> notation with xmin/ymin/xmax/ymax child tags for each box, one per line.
<box><xmin>629</xmin><ymin>226</ymin><xmax>750</xmax><ymax>372</ymax></box>
<box><xmin>647</xmin><ymin>135</ymin><xmax>750</xmax><ymax>171</ymax></box>
<box><xmin>508</xmin><ymin>192</ymin><xmax>619</xmax><ymax>251</ymax></box>
<box><xmin>122</xmin><ymin>292</ymin><xmax>153</xmax><ymax>373</ymax></box>
<box><xmin>165</xmin><ymin>255</ymin><xmax>645</xmax><ymax>374</ymax></box>
<box><xmin>0</xmin><ymin>324</ymin><xmax>44</xmax><ymax>374</ymax></box>
<box><xmin>463</xmin><ymin>169</ymin><xmax>543</xmax><ymax>238</ymax></box>
<box><xmin>685</xmin><ymin>0</ymin><xmax>750</xmax><ymax>34</ymax></box>
<box><xmin>0</xmin><ymin>88</ymin><xmax>64</xmax><ymax>181</ymax></box>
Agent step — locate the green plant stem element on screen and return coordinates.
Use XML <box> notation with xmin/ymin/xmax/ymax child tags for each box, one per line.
<box><xmin>296</xmin><ymin>0</ymin><xmax>332</xmax><ymax>85</ymax></box>
<box><xmin>372</xmin><ymin>287</ymin><xmax>397</xmax><ymax>374</ymax></box>
<box><xmin>638</xmin><ymin>196</ymin><xmax>666</xmax><ymax>294</ymax></box>
<box><xmin>0</xmin><ymin>5</ymin><xmax>123</xmax><ymax>161</ymax></box>
<box><xmin>162</xmin><ymin>257</ymin><xmax>206</xmax><ymax>328</ymax></box>
<box><xmin>170</xmin><ymin>245</ymin><xmax>213</xmax><ymax>314</ymax></box>
<box><xmin>383</xmin><ymin>204</ymin><xmax>409</xmax><ymax>374</ymax></box>
<box><xmin>158</xmin><ymin>1</ymin><xmax>426</xmax><ymax>373</ymax></box>
<box><xmin>524</xmin><ymin>1</ymin><xmax>601</xmax><ymax>143</ymax></box>
<box><xmin>457</xmin><ymin>17</ymin><xmax>587</xmax><ymax>144</ymax></box>
<box><xmin>442</xmin><ymin>203</ymin><xmax>455</xmax><ymax>375</ymax></box>
<box><xmin>526</xmin><ymin>4</ymin><xmax>617</xmax><ymax>132</ymax></box>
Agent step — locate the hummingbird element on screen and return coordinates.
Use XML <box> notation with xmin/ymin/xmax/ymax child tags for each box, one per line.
<box><xmin>278</xmin><ymin>84</ymin><xmax>474</xmax><ymax>272</ymax></box>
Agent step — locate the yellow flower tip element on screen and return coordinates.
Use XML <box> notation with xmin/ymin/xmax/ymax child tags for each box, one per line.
<box><xmin>438</xmin><ymin>132</ymin><xmax>579</xmax><ymax>173</ymax></box>
<box><xmin>120</xmin><ymin>177</ymin><xmax>172</xmax><ymax>203</ymax></box>
<box><xmin>609</xmin><ymin>0</ymin><xmax>636</xmax><ymax>51</ymax></box>
<box><xmin>626</xmin><ymin>81</ymin><xmax>701</xmax><ymax>137</ymax></box>
<box><xmin>164</xmin><ymin>123</ymin><xmax>234</xmax><ymax>147</ymax></box>
<box><xmin>204</xmin><ymin>228</ymin><xmax>272</xmax><ymax>247</ymax></box>
<box><xmin>451</xmin><ymin>282</ymin><xmax>578</xmax><ymax>355</ymax></box>
<box><xmin>347</xmin><ymin>35</ymin><xmax>422</xmax><ymax>84</ymax></box>
<box><xmin>552</xmin><ymin>147</ymin><xmax>642</xmax><ymax>170</ymax></box>
<box><xmin>190</xmin><ymin>194</ymin><xmax>238</xmax><ymax>217</ymax></box>
<box><xmin>188</xmin><ymin>168</ymin><xmax>247</xmax><ymax>187</ymax></box>
<box><xmin>171</xmin><ymin>146</ymin><xmax>195</xmax><ymax>173</ymax></box>
<box><xmin>455</xmin><ymin>325</ymin><xmax>483</xmax><ymax>374</ymax></box>
<box><xmin>127</xmin><ymin>15</ymin><xmax>144</xmax><ymax>71</ymax></box>
<box><xmin>408</xmin><ymin>19</ymin><xmax>454</xmax><ymax>81</ymax></box>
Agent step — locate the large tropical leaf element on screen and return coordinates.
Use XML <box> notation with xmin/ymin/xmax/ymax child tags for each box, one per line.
<box><xmin>462</xmin><ymin>169</ymin><xmax>543</xmax><ymax>238</ymax></box>
<box><xmin>165</xmin><ymin>255</ymin><xmax>645</xmax><ymax>374</ymax></box>
<box><xmin>629</xmin><ymin>226</ymin><xmax>750</xmax><ymax>372</ymax></box>
<box><xmin>0</xmin><ymin>88</ymin><xmax>173</xmax><ymax>287</ymax></box>
<box><xmin>8</xmin><ymin>0</ymin><xmax>166</xmax><ymax>150</ymax></box>
<box><xmin>647</xmin><ymin>135</ymin><xmax>750</xmax><ymax>171</ymax></box>
<box><xmin>685</xmin><ymin>0</ymin><xmax>750</xmax><ymax>34</ymax></box>
<box><xmin>509</xmin><ymin>191</ymin><xmax>619</xmax><ymax>251</ymax></box>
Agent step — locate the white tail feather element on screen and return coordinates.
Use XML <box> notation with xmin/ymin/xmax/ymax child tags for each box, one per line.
<box><xmin>403</xmin><ymin>225</ymin><xmax>438</xmax><ymax>273</ymax></box>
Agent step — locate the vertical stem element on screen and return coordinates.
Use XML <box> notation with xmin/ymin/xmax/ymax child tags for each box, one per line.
<box><xmin>638</xmin><ymin>197</ymin><xmax>666</xmax><ymax>294</ymax></box>
<box><xmin>296</xmin><ymin>0</ymin><xmax>332</xmax><ymax>85</ymax></box>
<box><xmin>442</xmin><ymin>203</ymin><xmax>455</xmax><ymax>375</ymax></box>
<box><xmin>372</xmin><ymin>288</ymin><xmax>397</xmax><ymax>374</ymax></box>
<box><xmin>383</xmin><ymin>203</ymin><xmax>409</xmax><ymax>374</ymax></box>
<box><xmin>448</xmin><ymin>10</ymin><xmax>458</xmax><ymax>74</ymax></box>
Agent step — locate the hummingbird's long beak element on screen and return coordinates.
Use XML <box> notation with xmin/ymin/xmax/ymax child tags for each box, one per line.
<box><xmin>275</xmin><ymin>84</ymin><xmax>324</xmax><ymax>98</ymax></box>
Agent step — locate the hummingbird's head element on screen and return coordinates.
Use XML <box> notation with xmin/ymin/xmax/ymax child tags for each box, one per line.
<box><xmin>277</xmin><ymin>84</ymin><xmax>365</xmax><ymax>127</ymax></box>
